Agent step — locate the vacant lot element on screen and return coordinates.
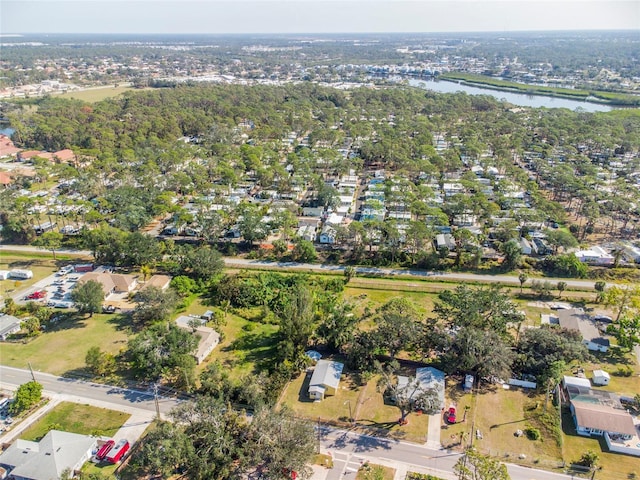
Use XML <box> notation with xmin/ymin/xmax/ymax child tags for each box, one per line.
<box><xmin>57</xmin><ymin>85</ymin><xmax>135</xmax><ymax>102</ymax></box>
<box><xmin>1</xmin><ymin>313</ymin><xmax>130</xmax><ymax>375</ymax></box>
<box><xmin>20</xmin><ymin>401</ymin><xmax>129</xmax><ymax>441</ymax></box>
<box><xmin>0</xmin><ymin>253</ymin><xmax>60</xmax><ymax>294</ymax></box>
<box><xmin>344</xmin><ymin>286</ymin><xmax>437</xmax><ymax>317</ymax></box>
<box><xmin>452</xmin><ymin>386</ymin><xmax>563</xmax><ymax>466</ymax></box>
<box><xmin>197</xmin><ymin>305</ymin><xmax>279</xmax><ymax>379</ymax></box>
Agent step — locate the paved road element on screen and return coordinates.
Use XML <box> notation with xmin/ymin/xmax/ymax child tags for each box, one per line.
<box><xmin>0</xmin><ymin>366</ymin><xmax>581</xmax><ymax>480</ymax></box>
<box><xmin>0</xmin><ymin>365</ymin><xmax>179</xmax><ymax>415</ymax></box>
<box><xmin>319</xmin><ymin>427</ymin><xmax>577</xmax><ymax>480</ymax></box>
<box><xmin>1</xmin><ymin>244</ymin><xmax>601</xmax><ymax>290</ymax></box>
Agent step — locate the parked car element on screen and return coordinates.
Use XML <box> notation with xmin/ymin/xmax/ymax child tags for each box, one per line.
<box><xmin>27</xmin><ymin>290</ymin><xmax>47</xmax><ymax>300</ymax></box>
<box><xmin>593</xmin><ymin>314</ymin><xmax>613</xmax><ymax>323</ymax></box>
<box><xmin>445</xmin><ymin>406</ymin><xmax>456</xmax><ymax>424</ymax></box>
<box><xmin>102</xmin><ymin>305</ymin><xmax>116</xmax><ymax>314</ymax></box>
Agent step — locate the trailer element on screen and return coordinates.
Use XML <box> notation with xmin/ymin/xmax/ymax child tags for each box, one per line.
<box><xmin>94</xmin><ymin>439</ymin><xmax>114</xmax><ymax>462</ymax></box>
<box><xmin>9</xmin><ymin>269</ymin><xmax>33</xmax><ymax>280</ymax></box>
<box><xmin>105</xmin><ymin>439</ymin><xmax>130</xmax><ymax>464</ymax></box>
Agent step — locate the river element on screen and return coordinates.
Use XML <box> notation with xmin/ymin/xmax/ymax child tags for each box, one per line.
<box><xmin>405</xmin><ymin>78</ymin><xmax>614</xmax><ymax>112</ymax></box>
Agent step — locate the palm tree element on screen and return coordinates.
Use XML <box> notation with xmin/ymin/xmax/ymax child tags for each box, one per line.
<box><xmin>518</xmin><ymin>272</ymin><xmax>529</xmax><ymax>293</ymax></box>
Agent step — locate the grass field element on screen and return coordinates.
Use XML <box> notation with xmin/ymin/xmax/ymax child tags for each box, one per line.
<box><xmin>1</xmin><ymin>313</ymin><xmax>131</xmax><ymax>376</ymax></box>
<box><xmin>456</xmin><ymin>387</ymin><xmax>563</xmax><ymax>466</ymax></box>
<box><xmin>356</xmin><ymin>463</ymin><xmax>396</xmax><ymax>480</ymax></box>
<box><xmin>20</xmin><ymin>401</ymin><xmax>129</xmax><ymax>441</ymax></box>
<box><xmin>0</xmin><ymin>253</ymin><xmax>61</xmax><ymax>295</ymax></box>
<box><xmin>57</xmin><ymin>85</ymin><xmax>135</xmax><ymax>103</ymax></box>
<box><xmin>196</xmin><ymin>305</ymin><xmax>280</xmax><ymax>379</ymax></box>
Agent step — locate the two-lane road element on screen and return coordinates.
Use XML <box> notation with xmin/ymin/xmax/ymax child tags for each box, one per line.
<box><xmin>0</xmin><ymin>365</ymin><xmax>179</xmax><ymax>415</ymax></box>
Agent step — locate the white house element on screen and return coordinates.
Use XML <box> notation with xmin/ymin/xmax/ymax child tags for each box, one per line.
<box><xmin>175</xmin><ymin>315</ymin><xmax>220</xmax><ymax>365</ymax></box>
<box><xmin>308</xmin><ymin>360</ymin><xmax>344</xmax><ymax>401</ymax></box>
<box><xmin>574</xmin><ymin>246</ymin><xmax>614</xmax><ymax>266</ymax></box>
<box><xmin>0</xmin><ymin>314</ymin><xmax>21</xmax><ymax>341</ymax></box>
<box><xmin>319</xmin><ymin>225</ymin><xmax>337</xmax><ymax>244</ymax></box>
<box><xmin>0</xmin><ymin>430</ymin><xmax>97</xmax><ymax>480</ymax></box>
<box><xmin>435</xmin><ymin>233</ymin><xmax>455</xmax><ymax>251</ymax></box>
<box><xmin>415</xmin><ymin>367</ymin><xmax>445</xmax><ymax>410</ymax></box>
<box><xmin>592</xmin><ymin>370</ymin><xmax>610</xmax><ymax>386</ymax></box>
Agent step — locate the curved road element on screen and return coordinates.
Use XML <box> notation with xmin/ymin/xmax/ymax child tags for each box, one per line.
<box><xmin>1</xmin><ymin>244</ymin><xmax>601</xmax><ymax>290</ymax></box>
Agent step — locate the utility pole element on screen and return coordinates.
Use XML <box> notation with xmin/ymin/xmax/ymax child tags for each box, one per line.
<box><xmin>28</xmin><ymin>362</ymin><xmax>36</xmax><ymax>382</ymax></box>
<box><xmin>317</xmin><ymin>417</ymin><xmax>321</xmax><ymax>454</ymax></box>
<box><xmin>153</xmin><ymin>383</ymin><xmax>161</xmax><ymax>420</ymax></box>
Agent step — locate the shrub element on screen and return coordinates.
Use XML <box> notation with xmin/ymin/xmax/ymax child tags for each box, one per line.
<box><xmin>525</xmin><ymin>427</ymin><xmax>541</xmax><ymax>440</ymax></box>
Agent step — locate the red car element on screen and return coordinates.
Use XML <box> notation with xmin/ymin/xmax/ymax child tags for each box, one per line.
<box><xmin>445</xmin><ymin>406</ymin><xmax>457</xmax><ymax>424</ymax></box>
<box><xmin>27</xmin><ymin>290</ymin><xmax>46</xmax><ymax>300</ymax></box>
<box><xmin>95</xmin><ymin>440</ymin><xmax>114</xmax><ymax>461</ymax></box>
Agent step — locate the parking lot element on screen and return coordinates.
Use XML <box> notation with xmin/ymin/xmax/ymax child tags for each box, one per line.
<box><xmin>16</xmin><ymin>265</ymin><xmax>79</xmax><ymax>308</ymax></box>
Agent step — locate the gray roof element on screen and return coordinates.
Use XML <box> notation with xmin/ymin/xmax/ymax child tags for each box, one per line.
<box><xmin>558</xmin><ymin>309</ymin><xmax>609</xmax><ymax>347</ymax></box>
<box><xmin>416</xmin><ymin>367</ymin><xmax>445</xmax><ymax>407</ymax></box>
<box><xmin>0</xmin><ymin>430</ymin><xmax>96</xmax><ymax>480</ymax></box>
<box><xmin>309</xmin><ymin>360</ymin><xmax>344</xmax><ymax>390</ymax></box>
<box><xmin>0</xmin><ymin>314</ymin><xmax>21</xmax><ymax>339</ymax></box>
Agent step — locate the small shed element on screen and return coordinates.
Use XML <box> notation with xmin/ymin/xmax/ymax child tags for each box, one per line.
<box><xmin>592</xmin><ymin>370</ymin><xmax>610</xmax><ymax>386</ymax></box>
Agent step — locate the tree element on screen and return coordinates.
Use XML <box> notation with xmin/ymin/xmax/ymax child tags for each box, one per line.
<box><xmin>518</xmin><ymin>272</ymin><xmax>528</xmax><ymax>293</ymax></box>
<box><xmin>530</xmin><ymin>280</ymin><xmax>553</xmax><ymax>299</ymax></box>
<box><xmin>182</xmin><ymin>246</ymin><xmax>224</xmax><ymax>282</ymax></box>
<box><xmin>604</xmin><ymin>285</ymin><xmax>640</xmax><ymax>322</ymax></box>
<box><xmin>85</xmin><ymin>346</ymin><xmax>116</xmax><ymax>377</ymax></box>
<box><xmin>33</xmin><ymin>231</ymin><xmax>63</xmax><ymax>260</ymax></box>
<box><xmin>376</xmin><ymin>360</ymin><xmax>441</xmax><ymax>423</ymax></box>
<box><xmin>576</xmin><ymin>450</ymin><xmax>599</xmax><ymax>469</ymax></box>
<box><xmin>594</xmin><ymin>281</ymin><xmax>607</xmax><ymax>303</ymax></box>
<box><xmin>500</xmin><ymin>239</ymin><xmax>522</xmax><ymax>271</ymax></box>
<box><xmin>127</xmin><ymin>322</ymin><xmax>198</xmax><ymax>383</ymax></box>
<box><xmin>454</xmin><ymin>449</ymin><xmax>511</xmax><ymax>480</ymax></box>
<box><xmin>71</xmin><ymin>280</ymin><xmax>104</xmax><ymax>317</ymax></box>
<box><xmin>9</xmin><ymin>381</ymin><xmax>43</xmax><ymax>415</ymax></box>
<box><xmin>344</xmin><ymin>265</ymin><xmax>356</xmax><ymax>283</ymax></box>
<box><xmin>292</xmin><ymin>239</ymin><xmax>317</xmax><ymax>263</ymax></box>
<box><xmin>545</xmin><ymin>229</ymin><xmax>578</xmax><ymax>254</ymax></box>
<box><xmin>132</xmin><ymin>286</ymin><xmax>178</xmax><ymax>325</ymax></box>
<box><xmin>244</xmin><ymin>407</ymin><xmax>316</xmax><ymax>480</ymax></box>
<box><xmin>276</xmin><ymin>283</ymin><xmax>316</xmax><ymax>365</ymax></box>
<box><xmin>557</xmin><ymin>281</ymin><xmax>567</xmax><ymax>298</ymax></box>
<box><xmin>23</xmin><ymin>317</ymin><xmax>41</xmax><ymax>337</ymax></box>
<box><xmin>317</xmin><ymin>302</ymin><xmax>358</xmax><ymax>352</ymax></box>
<box><xmin>606</xmin><ymin>314</ymin><xmax>640</xmax><ymax>351</ymax></box>
<box><xmin>543</xmin><ymin>254</ymin><xmax>588</xmax><ymax>278</ymax></box>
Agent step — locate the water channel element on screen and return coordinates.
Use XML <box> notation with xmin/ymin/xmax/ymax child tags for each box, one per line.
<box><xmin>404</xmin><ymin>78</ymin><xmax>615</xmax><ymax>112</ymax></box>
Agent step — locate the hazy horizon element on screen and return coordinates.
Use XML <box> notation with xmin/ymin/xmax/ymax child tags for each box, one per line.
<box><xmin>3</xmin><ymin>1</ymin><xmax>639</xmax><ymax>35</ymax></box>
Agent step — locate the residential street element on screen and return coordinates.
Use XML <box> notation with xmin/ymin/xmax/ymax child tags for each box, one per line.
<box><xmin>0</xmin><ymin>244</ymin><xmax>603</xmax><ymax>290</ymax></box>
<box><xmin>0</xmin><ymin>366</ymin><xmax>581</xmax><ymax>480</ymax></box>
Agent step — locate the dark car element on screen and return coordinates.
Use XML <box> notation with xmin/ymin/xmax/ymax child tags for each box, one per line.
<box><xmin>102</xmin><ymin>305</ymin><xmax>116</xmax><ymax>314</ymax></box>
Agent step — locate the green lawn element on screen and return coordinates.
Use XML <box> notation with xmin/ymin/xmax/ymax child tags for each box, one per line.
<box><xmin>57</xmin><ymin>85</ymin><xmax>136</xmax><ymax>102</ymax></box>
<box><xmin>356</xmin><ymin>463</ymin><xmax>396</xmax><ymax>480</ymax></box>
<box><xmin>1</xmin><ymin>313</ymin><xmax>131</xmax><ymax>375</ymax></box>
<box><xmin>197</xmin><ymin>306</ymin><xmax>279</xmax><ymax>380</ymax></box>
<box><xmin>20</xmin><ymin>401</ymin><xmax>129</xmax><ymax>441</ymax></box>
<box><xmin>344</xmin><ymin>286</ymin><xmax>437</xmax><ymax>317</ymax></box>
<box><xmin>0</xmin><ymin>253</ymin><xmax>59</xmax><ymax>295</ymax></box>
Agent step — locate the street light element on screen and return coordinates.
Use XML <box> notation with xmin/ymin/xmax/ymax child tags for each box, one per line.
<box><xmin>344</xmin><ymin>400</ymin><xmax>353</xmax><ymax>425</ymax></box>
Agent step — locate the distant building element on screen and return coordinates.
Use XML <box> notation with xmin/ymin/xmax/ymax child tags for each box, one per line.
<box><xmin>175</xmin><ymin>315</ymin><xmax>220</xmax><ymax>364</ymax></box>
<box><xmin>0</xmin><ymin>314</ymin><xmax>21</xmax><ymax>341</ymax></box>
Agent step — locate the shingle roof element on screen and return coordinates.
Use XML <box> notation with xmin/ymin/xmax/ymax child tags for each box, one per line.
<box><xmin>572</xmin><ymin>401</ymin><xmax>637</xmax><ymax>436</ymax></box>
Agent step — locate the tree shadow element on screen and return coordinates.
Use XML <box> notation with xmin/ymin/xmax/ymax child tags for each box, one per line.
<box><xmin>593</xmin><ymin>346</ymin><xmax>634</xmax><ymax>367</ymax></box>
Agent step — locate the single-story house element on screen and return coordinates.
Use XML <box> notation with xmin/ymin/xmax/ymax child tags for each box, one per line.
<box><xmin>570</xmin><ymin>401</ymin><xmax>636</xmax><ymax>438</ymax></box>
<box><xmin>0</xmin><ymin>314</ymin><xmax>21</xmax><ymax>341</ymax></box>
<box><xmin>558</xmin><ymin>308</ymin><xmax>610</xmax><ymax>352</ymax></box>
<box><xmin>175</xmin><ymin>315</ymin><xmax>220</xmax><ymax>364</ymax></box>
<box><xmin>53</xmin><ymin>149</ymin><xmax>76</xmax><ymax>164</ymax></box>
<box><xmin>79</xmin><ymin>272</ymin><xmax>138</xmax><ymax>298</ymax></box>
<box><xmin>308</xmin><ymin>360</ymin><xmax>344</xmax><ymax>401</ymax></box>
<box><xmin>0</xmin><ymin>430</ymin><xmax>97</xmax><ymax>480</ymax></box>
<box><xmin>319</xmin><ymin>225</ymin><xmax>337</xmax><ymax>244</ymax></box>
<box><xmin>574</xmin><ymin>246</ymin><xmax>614</xmax><ymax>266</ymax></box>
<box><xmin>435</xmin><ymin>233</ymin><xmax>455</xmax><ymax>251</ymax></box>
<box><xmin>140</xmin><ymin>274</ymin><xmax>172</xmax><ymax>291</ymax></box>
<box><xmin>415</xmin><ymin>367</ymin><xmax>446</xmax><ymax>410</ymax></box>
<box><xmin>0</xmin><ymin>134</ymin><xmax>20</xmax><ymax>159</ymax></box>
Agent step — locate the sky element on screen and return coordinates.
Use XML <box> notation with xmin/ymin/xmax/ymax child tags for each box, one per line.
<box><xmin>2</xmin><ymin>0</ymin><xmax>639</xmax><ymax>34</ymax></box>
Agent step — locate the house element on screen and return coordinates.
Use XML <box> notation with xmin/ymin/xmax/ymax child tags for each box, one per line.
<box><xmin>175</xmin><ymin>315</ymin><xmax>220</xmax><ymax>364</ymax></box>
<box><xmin>140</xmin><ymin>274</ymin><xmax>172</xmax><ymax>291</ymax></box>
<box><xmin>0</xmin><ymin>134</ymin><xmax>20</xmax><ymax>159</ymax></box>
<box><xmin>0</xmin><ymin>430</ymin><xmax>97</xmax><ymax>480</ymax></box>
<box><xmin>308</xmin><ymin>360</ymin><xmax>344</xmax><ymax>401</ymax></box>
<box><xmin>0</xmin><ymin>314</ymin><xmax>21</xmax><ymax>341</ymax></box>
<box><xmin>78</xmin><ymin>272</ymin><xmax>138</xmax><ymax>298</ymax></box>
<box><xmin>592</xmin><ymin>370</ymin><xmax>610</xmax><ymax>386</ymax></box>
<box><xmin>557</xmin><ymin>309</ymin><xmax>610</xmax><ymax>352</ymax></box>
<box><xmin>415</xmin><ymin>367</ymin><xmax>445</xmax><ymax>410</ymax></box>
<box><xmin>319</xmin><ymin>225</ymin><xmax>337</xmax><ymax>244</ymax></box>
<box><xmin>519</xmin><ymin>237</ymin><xmax>536</xmax><ymax>255</ymax></box>
<box><xmin>435</xmin><ymin>233</ymin><xmax>455</xmax><ymax>251</ymax></box>
<box><xmin>574</xmin><ymin>246</ymin><xmax>614</xmax><ymax>266</ymax></box>
<box><xmin>53</xmin><ymin>149</ymin><xmax>76</xmax><ymax>164</ymax></box>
